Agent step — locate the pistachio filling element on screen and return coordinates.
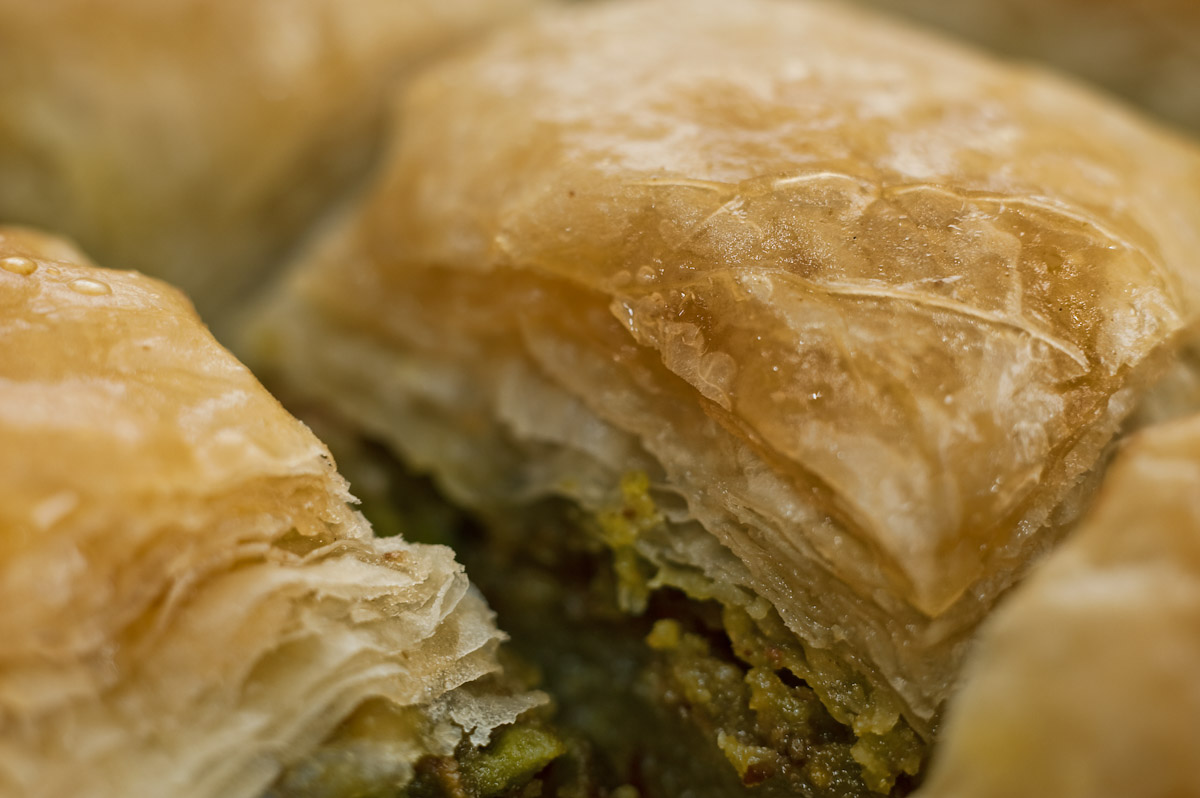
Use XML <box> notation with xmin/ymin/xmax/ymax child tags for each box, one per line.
<box><xmin>268</xmin><ymin>698</ymin><xmax>565</xmax><ymax>798</ymax></box>
<box><xmin>584</xmin><ymin>473</ymin><xmax>923</xmax><ymax>795</ymax></box>
<box><xmin>327</xmin><ymin>438</ymin><xmax>927</xmax><ymax>797</ymax></box>
<box><xmin>407</xmin><ymin>723</ymin><xmax>567</xmax><ymax>798</ymax></box>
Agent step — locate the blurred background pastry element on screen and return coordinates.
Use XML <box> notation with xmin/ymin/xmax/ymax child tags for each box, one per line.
<box><xmin>0</xmin><ymin>0</ymin><xmax>541</xmax><ymax>334</ymax></box>
<box><xmin>842</xmin><ymin>0</ymin><xmax>1200</xmax><ymax>135</ymax></box>
<box><xmin>920</xmin><ymin>411</ymin><xmax>1200</xmax><ymax>798</ymax></box>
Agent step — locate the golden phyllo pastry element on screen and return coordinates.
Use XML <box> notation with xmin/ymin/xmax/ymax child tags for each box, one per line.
<box><xmin>0</xmin><ymin>0</ymin><xmax>540</xmax><ymax>327</ymax></box>
<box><xmin>920</xmin><ymin>412</ymin><xmax>1200</xmax><ymax>798</ymax></box>
<box><xmin>254</xmin><ymin>0</ymin><xmax>1200</xmax><ymax>793</ymax></box>
<box><xmin>0</xmin><ymin>227</ymin><xmax>549</xmax><ymax>798</ymax></box>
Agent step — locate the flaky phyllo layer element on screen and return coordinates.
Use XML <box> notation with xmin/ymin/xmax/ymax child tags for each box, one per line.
<box><xmin>0</xmin><ymin>228</ymin><xmax>541</xmax><ymax>798</ymax></box>
<box><xmin>254</xmin><ymin>0</ymin><xmax>1200</xmax><ymax>764</ymax></box>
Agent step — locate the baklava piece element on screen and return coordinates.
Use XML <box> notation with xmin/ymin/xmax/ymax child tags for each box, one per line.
<box><xmin>253</xmin><ymin>0</ymin><xmax>1200</xmax><ymax>794</ymax></box>
<box><xmin>0</xmin><ymin>227</ymin><xmax>557</xmax><ymax>798</ymax></box>
<box><xmin>921</xmin><ymin>411</ymin><xmax>1200</xmax><ymax>798</ymax></box>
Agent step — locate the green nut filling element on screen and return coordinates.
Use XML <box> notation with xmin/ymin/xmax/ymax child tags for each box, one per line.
<box><xmin>267</xmin><ymin>689</ymin><xmax>565</xmax><ymax>798</ymax></box>
<box><xmin>598</xmin><ymin>472</ymin><xmax>924</xmax><ymax>794</ymax></box>
<box><xmin>327</xmin><ymin>440</ymin><xmax>930</xmax><ymax>798</ymax></box>
<box><xmin>405</xmin><ymin>723</ymin><xmax>567</xmax><ymax>798</ymax></box>
<box><xmin>460</xmin><ymin>726</ymin><xmax>567</xmax><ymax>797</ymax></box>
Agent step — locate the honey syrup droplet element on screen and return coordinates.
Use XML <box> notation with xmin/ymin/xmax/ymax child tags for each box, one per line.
<box><xmin>0</xmin><ymin>256</ymin><xmax>37</xmax><ymax>276</ymax></box>
<box><xmin>69</xmin><ymin>278</ymin><xmax>112</xmax><ymax>296</ymax></box>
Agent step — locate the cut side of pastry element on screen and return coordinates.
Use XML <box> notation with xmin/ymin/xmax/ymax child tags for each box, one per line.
<box><xmin>0</xmin><ymin>0</ymin><xmax>541</xmax><ymax>329</ymax></box>
<box><xmin>0</xmin><ymin>227</ymin><xmax>556</xmax><ymax>798</ymax></box>
<box><xmin>918</xmin><ymin>411</ymin><xmax>1200</xmax><ymax>798</ymax></box>
<box><xmin>251</xmin><ymin>0</ymin><xmax>1200</xmax><ymax>794</ymax></box>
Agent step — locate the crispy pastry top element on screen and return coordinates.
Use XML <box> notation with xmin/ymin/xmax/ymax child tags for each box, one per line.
<box><xmin>0</xmin><ymin>227</ymin><xmax>528</xmax><ymax>798</ymax></box>
<box><xmin>310</xmin><ymin>0</ymin><xmax>1200</xmax><ymax>616</ymax></box>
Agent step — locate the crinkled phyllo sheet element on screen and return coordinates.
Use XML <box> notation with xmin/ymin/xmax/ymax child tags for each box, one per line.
<box><xmin>0</xmin><ymin>227</ymin><xmax>540</xmax><ymax>798</ymax></box>
<box><xmin>255</xmin><ymin>0</ymin><xmax>1200</xmax><ymax>758</ymax></box>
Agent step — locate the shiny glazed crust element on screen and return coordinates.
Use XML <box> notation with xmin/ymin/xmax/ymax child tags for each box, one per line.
<box><xmin>257</xmin><ymin>0</ymin><xmax>1200</xmax><ymax>735</ymax></box>
<box><xmin>0</xmin><ymin>227</ymin><xmax>537</xmax><ymax>798</ymax></box>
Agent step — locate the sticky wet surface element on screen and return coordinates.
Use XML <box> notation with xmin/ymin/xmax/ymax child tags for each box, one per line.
<box><xmin>0</xmin><ymin>255</ymin><xmax>36</xmax><ymax>275</ymax></box>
